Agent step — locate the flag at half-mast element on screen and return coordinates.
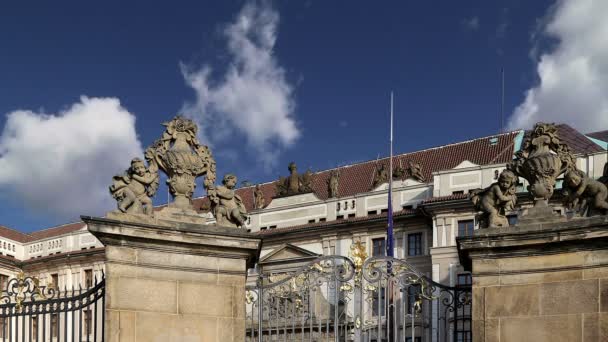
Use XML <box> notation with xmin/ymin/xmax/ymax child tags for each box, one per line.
<box><xmin>386</xmin><ymin>92</ymin><xmax>395</xmax><ymax>258</ymax></box>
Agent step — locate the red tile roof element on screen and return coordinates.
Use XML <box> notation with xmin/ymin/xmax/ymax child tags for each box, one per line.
<box><xmin>193</xmin><ymin>131</ymin><xmax>521</xmax><ymax>212</ymax></box>
<box><xmin>28</xmin><ymin>222</ymin><xmax>86</xmax><ymax>241</ymax></box>
<box><xmin>587</xmin><ymin>130</ymin><xmax>608</xmax><ymax>143</ymax></box>
<box><xmin>550</xmin><ymin>124</ymin><xmax>604</xmax><ymax>154</ymax></box>
<box><xmin>0</xmin><ymin>225</ymin><xmax>31</xmax><ymax>243</ymax></box>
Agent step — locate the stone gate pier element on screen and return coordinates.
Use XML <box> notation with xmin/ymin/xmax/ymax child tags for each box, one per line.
<box><xmin>458</xmin><ymin>216</ymin><xmax>608</xmax><ymax>342</ymax></box>
<box><xmin>84</xmin><ymin>216</ymin><xmax>261</xmax><ymax>342</ymax></box>
<box><xmin>83</xmin><ymin>115</ymin><xmax>262</xmax><ymax>341</ymax></box>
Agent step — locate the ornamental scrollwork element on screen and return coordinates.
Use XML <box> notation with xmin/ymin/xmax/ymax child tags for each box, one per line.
<box><xmin>0</xmin><ymin>272</ymin><xmax>56</xmax><ymax>313</ymax></box>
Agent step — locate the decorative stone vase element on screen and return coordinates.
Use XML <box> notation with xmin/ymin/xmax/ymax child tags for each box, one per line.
<box><xmin>520</xmin><ymin>153</ymin><xmax>563</xmax><ymax>206</ymax></box>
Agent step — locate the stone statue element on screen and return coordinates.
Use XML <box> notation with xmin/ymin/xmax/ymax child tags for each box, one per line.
<box><xmin>254</xmin><ymin>184</ymin><xmax>265</xmax><ymax>209</ymax></box>
<box><xmin>470</xmin><ymin>169</ymin><xmax>518</xmax><ymax>228</ymax></box>
<box><xmin>275</xmin><ymin>162</ymin><xmax>314</xmax><ymax>197</ymax></box>
<box><xmin>144</xmin><ymin>116</ymin><xmax>216</xmax><ymax>210</ymax></box>
<box><xmin>406</xmin><ymin>161</ymin><xmax>425</xmax><ymax>182</ymax></box>
<box><xmin>508</xmin><ymin>123</ymin><xmax>574</xmax><ymax>207</ymax></box>
<box><xmin>109</xmin><ymin>158</ymin><xmax>160</xmax><ymax>216</ymax></box>
<box><xmin>328</xmin><ymin>170</ymin><xmax>340</xmax><ymax>198</ymax></box>
<box><xmin>208</xmin><ymin>174</ymin><xmax>248</xmax><ymax>228</ymax></box>
<box><xmin>599</xmin><ymin>161</ymin><xmax>608</xmax><ymax>184</ymax></box>
<box><xmin>301</xmin><ymin>168</ymin><xmax>314</xmax><ymax>192</ymax></box>
<box><xmin>562</xmin><ymin>169</ymin><xmax>608</xmax><ymax>216</ymax></box>
<box><xmin>372</xmin><ymin>164</ymin><xmax>389</xmax><ymax>188</ymax></box>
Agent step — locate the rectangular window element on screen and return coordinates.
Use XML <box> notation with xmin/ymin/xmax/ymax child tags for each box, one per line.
<box><xmin>372</xmin><ymin>238</ymin><xmax>386</xmax><ymax>257</ymax></box>
<box><xmin>380</xmin><ymin>208</ymin><xmax>388</xmax><ymax>214</ymax></box>
<box><xmin>507</xmin><ymin>214</ymin><xmax>518</xmax><ymax>226</ymax></box>
<box><xmin>32</xmin><ymin>316</ymin><xmax>38</xmax><ymax>341</ymax></box>
<box><xmin>269</xmin><ymin>225</ymin><xmax>277</xmax><ymax>229</ymax></box>
<box><xmin>402</xmin><ymin>205</ymin><xmax>413</xmax><ymax>210</ymax></box>
<box><xmin>348</xmin><ymin>213</ymin><xmax>356</xmax><ymax>218</ymax></box>
<box><xmin>405</xmin><ymin>337</ymin><xmax>421</xmax><ymax>342</ymax></box>
<box><xmin>458</xmin><ymin>220</ymin><xmax>475</xmax><ymax>237</ymax></box>
<box><xmin>452</xmin><ymin>190</ymin><xmax>464</xmax><ymax>195</ymax></box>
<box><xmin>457</xmin><ymin>273</ymin><xmax>472</xmax><ymax>286</ymax></box>
<box><xmin>84</xmin><ymin>310</ymin><xmax>92</xmax><ymax>335</ymax></box>
<box><xmin>407</xmin><ymin>233</ymin><xmax>422</xmax><ymax>256</ymax></box>
<box><xmin>336</xmin><ymin>215</ymin><xmax>344</xmax><ymax>220</ymax></box>
<box><xmin>372</xmin><ymin>287</ymin><xmax>386</xmax><ymax>317</ymax></box>
<box><xmin>0</xmin><ymin>318</ymin><xmax>5</xmax><ymax>338</ymax></box>
<box><xmin>51</xmin><ymin>273</ymin><xmax>59</xmax><ymax>289</ymax></box>
<box><xmin>319</xmin><ymin>218</ymin><xmax>326</xmax><ymax>222</ymax></box>
<box><xmin>51</xmin><ymin>314</ymin><xmax>58</xmax><ymax>338</ymax></box>
<box><xmin>308</xmin><ymin>219</ymin><xmax>315</xmax><ymax>224</ymax></box>
<box><xmin>0</xmin><ymin>274</ymin><xmax>8</xmax><ymax>293</ymax></box>
<box><xmin>367</xmin><ymin>210</ymin><xmax>378</xmax><ymax>216</ymax></box>
<box><xmin>85</xmin><ymin>269</ymin><xmax>93</xmax><ymax>288</ymax></box>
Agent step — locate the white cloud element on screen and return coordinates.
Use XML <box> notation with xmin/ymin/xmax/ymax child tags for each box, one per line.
<box><xmin>462</xmin><ymin>16</ymin><xmax>479</xmax><ymax>31</ymax></box>
<box><xmin>0</xmin><ymin>96</ymin><xmax>143</xmax><ymax>220</ymax></box>
<box><xmin>181</xmin><ymin>1</ymin><xmax>299</xmax><ymax>168</ymax></box>
<box><xmin>509</xmin><ymin>0</ymin><xmax>608</xmax><ymax>132</ymax></box>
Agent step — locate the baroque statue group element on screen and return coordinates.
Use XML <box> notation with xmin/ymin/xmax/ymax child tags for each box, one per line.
<box><xmin>108</xmin><ymin>118</ymin><xmax>607</xmax><ymax>230</ymax></box>
<box><xmin>109</xmin><ymin>115</ymin><xmax>247</xmax><ymax>228</ymax></box>
<box><xmin>471</xmin><ymin>122</ymin><xmax>608</xmax><ymax>228</ymax></box>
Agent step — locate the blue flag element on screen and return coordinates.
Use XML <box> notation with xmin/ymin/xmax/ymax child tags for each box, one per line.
<box><xmin>386</xmin><ymin>182</ymin><xmax>394</xmax><ymax>257</ymax></box>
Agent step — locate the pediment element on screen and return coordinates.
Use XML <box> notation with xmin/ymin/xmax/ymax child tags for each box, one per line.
<box><xmin>260</xmin><ymin>244</ymin><xmax>320</xmax><ymax>264</ymax></box>
<box><xmin>453</xmin><ymin>160</ymin><xmax>479</xmax><ymax>169</ymax></box>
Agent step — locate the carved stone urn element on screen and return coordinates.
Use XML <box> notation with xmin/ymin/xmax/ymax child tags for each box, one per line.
<box><xmin>508</xmin><ymin>123</ymin><xmax>575</xmax><ymax>208</ymax></box>
<box><xmin>146</xmin><ymin>116</ymin><xmax>216</xmax><ymax>211</ymax></box>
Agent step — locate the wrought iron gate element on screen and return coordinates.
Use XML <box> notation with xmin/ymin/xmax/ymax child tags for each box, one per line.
<box><xmin>0</xmin><ymin>272</ymin><xmax>105</xmax><ymax>341</ymax></box>
<box><xmin>245</xmin><ymin>242</ymin><xmax>471</xmax><ymax>342</ymax></box>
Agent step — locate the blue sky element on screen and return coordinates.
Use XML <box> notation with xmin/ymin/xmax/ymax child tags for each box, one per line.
<box><xmin>1</xmin><ymin>0</ymin><xmax>607</xmax><ymax>232</ymax></box>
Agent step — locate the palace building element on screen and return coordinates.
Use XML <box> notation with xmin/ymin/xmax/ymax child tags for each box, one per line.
<box><xmin>0</xmin><ymin>124</ymin><xmax>605</xmax><ymax>294</ymax></box>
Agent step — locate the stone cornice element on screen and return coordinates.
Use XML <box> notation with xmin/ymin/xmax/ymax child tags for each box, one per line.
<box><xmin>82</xmin><ymin>215</ymin><xmax>262</xmax><ymax>268</ymax></box>
<box><xmin>457</xmin><ymin>215</ymin><xmax>608</xmax><ymax>270</ymax></box>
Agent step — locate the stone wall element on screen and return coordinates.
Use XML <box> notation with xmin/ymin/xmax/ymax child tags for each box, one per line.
<box><xmin>458</xmin><ymin>216</ymin><xmax>608</xmax><ymax>342</ymax></box>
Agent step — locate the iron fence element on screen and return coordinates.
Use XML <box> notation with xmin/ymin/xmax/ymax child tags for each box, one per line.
<box><xmin>0</xmin><ymin>272</ymin><xmax>105</xmax><ymax>342</ymax></box>
<box><xmin>245</xmin><ymin>243</ymin><xmax>471</xmax><ymax>342</ymax></box>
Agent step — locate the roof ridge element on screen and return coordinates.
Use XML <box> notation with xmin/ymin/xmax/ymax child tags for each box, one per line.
<box><xmin>29</xmin><ymin>220</ymin><xmax>84</xmax><ymax>234</ymax></box>
<box><xmin>0</xmin><ymin>225</ymin><xmax>32</xmax><ymax>239</ymax></box>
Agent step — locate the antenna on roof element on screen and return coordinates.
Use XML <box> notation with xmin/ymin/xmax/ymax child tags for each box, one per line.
<box><xmin>500</xmin><ymin>67</ymin><xmax>505</xmax><ymax>133</ymax></box>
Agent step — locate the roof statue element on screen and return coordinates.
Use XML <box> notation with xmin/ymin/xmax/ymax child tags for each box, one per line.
<box><xmin>275</xmin><ymin>162</ymin><xmax>313</xmax><ymax>197</ymax></box>
<box><xmin>406</xmin><ymin>161</ymin><xmax>425</xmax><ymax>182</ymax></box>
<box><xmin>254</xmin><ymin>184</ymin><xmax>266</xmax><ymax>209</ymax></box>
<box><xmin>372</xmin><ymin>163</ymin><xmax>389</xmax><ymax>188</ymax></box>
<box><xmin>508</xmin><ymin>122</ymin><xmax>575</xmax><ymax>208</ymax></box>
<box><xmin>469</xmin><ymin>169</ymin><xmax>518</xmax><ymax>228</ymax></box>
<box><xmin>328</xmin><ymin>170</ymin><xmax>340</xmax><ymax>198</ymax></box>
<box><xmin>208</xmin><ymin>174</ymin><xmax>248</xmax><ymax>228</ymax></box>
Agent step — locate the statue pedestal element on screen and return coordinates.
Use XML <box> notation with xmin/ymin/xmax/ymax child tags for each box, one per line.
<box><xmin>83</xmin><ymin>216</ymin><xmax>261</xmax><ymax>342</ymax></box>
<box><xmin>458</xmin><ymin>216</ymin><xmax>608</xmax><ymax>342</ymax></box>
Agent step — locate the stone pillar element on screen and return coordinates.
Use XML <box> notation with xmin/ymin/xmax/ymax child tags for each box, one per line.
<box><xmin>83</xmin><ymin>216</ymin><xmax>262</xmax><ymax>342</ymax></box>
<box><xmin>458</xmin><ymin>216</ymin><xmax>608</xmax><ymax>342</ymax></box>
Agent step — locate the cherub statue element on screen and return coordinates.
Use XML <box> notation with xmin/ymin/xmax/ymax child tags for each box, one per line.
<box><xmin>470</xmin><ymin>169</ymin><xmax>518</xmax><ymax>228</ymax></box>
<box><xmin>254</xmin><ymin>184</ymin><xmax>265</xmax><ymax>209</ymax></box>
<box><xmin>563</xmin><ymin>169</ymin><xmax>608</xmax><ymax>216</ymax></box>
<box><xmin>209</xmin><ymin>174</ymin><xmax>248</xmax><ymax>228</ymax></box>
<box><xmin>328</xmin><ymin>170</ymin><xmax>340</xmax><ymax>198</ymax></box>
<box><xmin>109</xmin><ymin>158</ymin><xmax>159</xmax><ymax>216</ymax></box>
